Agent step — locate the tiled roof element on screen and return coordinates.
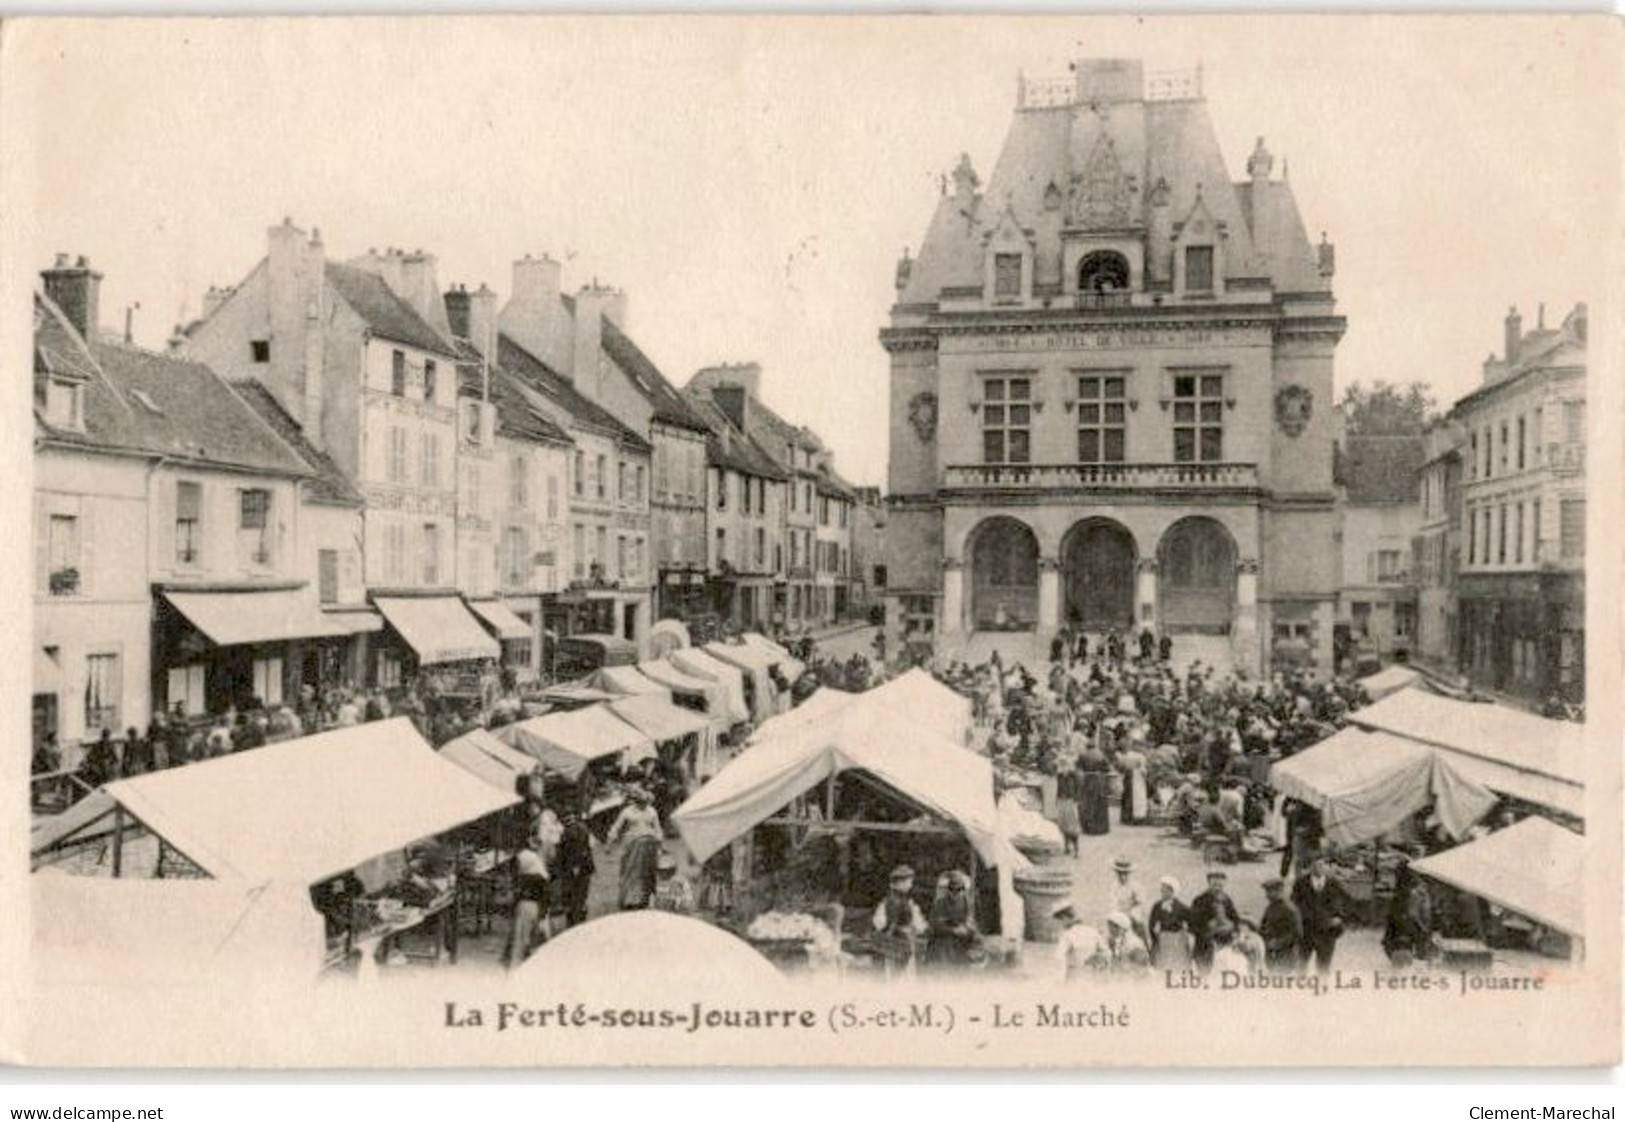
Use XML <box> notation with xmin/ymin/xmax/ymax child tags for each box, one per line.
<box><xmin>684</xmin><ymin>391</ymin><xmax>788</xmax><ymax>480</ymax></box>
<box><xmin>449</xmin><ymin>339</ymin><xmax>573</xmax><ymax>447</ymax></box>
<box><xmin>816</xmin><ymin>464</ymin><xmax>856</xmax><ymax>499</ymax></box>
<box><xmin>497</xmin><ymin>334</ymin><xmax>651</xmax><ymax>453</ymax></box>
<box><xmin>600</xmin><ymin>320</ymin><xmax>709</xmax><ymax>434</ymax></box>
<box><xmin>324</xmin><ymin>262</ymin><xmax>459</xmax><ymax>359</ymax></box>
<box><xmin>1337</xmin><ymin>434</ymin><xmax>1423</xmax><ymax>504</ymax></box>
<box><xmin>229</xmin><ymin>380</ymin><xmax>364</xmax><ymax>506</ymax></box>
<box><xmin>34</xmin><ymin>294</ymin><xmax>310</xmax><ymax>478</ymax></box>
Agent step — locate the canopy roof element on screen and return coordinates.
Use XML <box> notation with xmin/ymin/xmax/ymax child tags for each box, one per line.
<box><xmin>439</xmin><ymin>728</ymin><xmax>538</xmax><ymax>795</ymax></box>
<box><xmin>866</xmin><ymin>669</ymin><xmax>973</xmax><ymax>745</ymax></box>
<box><xmin>748</xmin><ymin>686</ymin><xmax>857</xmax><ymax>744</ymax></box>
<box><xmin>704</xmin><ymin>641</ymin><xmax>780</xmax><ymax>722</ymax></box>
<box><xmin>1410</xmin><ymin>816</ymin><xmax>1585</xmax><ymax>937</ymax></box>
<box><xmin>669</xmin><ymin>648</ymin><xmax>750</xmax><ymax>724</ymax></box>
<box><xmin>589</xmin><ymin>665</ymin><xmax>670</xmax><ymax>700</ymax></box>
<box><xmin>608</xmin><ymin>695</ymin><xmax>711</xmax><ymax>744</ymax></box>
<box><xmin>496</xmin><ymin>705</ymin><xmax>656</xmax><ymax>780</ymax></box>
<box><xmin>104</xmin><ymin>718</ymin><xmax>516</xmax><ymax>884</ymax></box>
<box><xmin>1359</xmin><ymin>665</ymin><xmax>1422</xmax><ymax>702</ymax></box>
<box><xmin>674</xmin><ymin>700</ymin><xmax>1006</xmax><ymax>868</ymax></box>
<box><xmin>1349</xmin><ymin>690</ymin><xmax>1584</xmax><ymax>816</ymax></box>
<box><xmin>33</xmin><ymin>875</ymin><xmax>326</xmax><ymax>984</ymax></box>
<box><xmin>466</xmin><ymin>598</ymin><xmax>531</xmax><ymax>641</ymax></box>
<box><xmin>1268</xmin><ymin>726</ymin><xmax>1498</xmax><ymax>847</ymax></box>
<box><xmin>164</xmin><ymin>589</ymin><xmax>346</xmax><ymax>646</ymax></box>
<box><xmin>374</xmin><ymin>597</ymin><xmax>500</xmax><ymax>664</ymax></box>
<box><xmin>740</xmin><ymin>633</ymin><xmax>805</xmax><ymax>680</ymax></box>
<box><xmin>516</xmin><ymin>910</ymin><xmax>783</xmax><ymax>989</ymax></box>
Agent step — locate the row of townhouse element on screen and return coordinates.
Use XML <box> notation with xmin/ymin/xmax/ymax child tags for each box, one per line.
<box><xmin>1411</xmin><ymin>303</ymin><xmax>1588</xmax><ymax>706</ymax></box>
<box><xmin>32</xmin><ymin>222</ymin><xmax>876</xmax><ymax>758</ymax></box>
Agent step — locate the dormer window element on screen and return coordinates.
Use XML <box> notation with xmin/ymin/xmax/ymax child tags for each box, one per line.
<box><xmin>1079</xmin><ymin>251</ymin><xmax>1130</xmax><ymax>293</ymax></box>
<box><xmin>45</xmin><ymin>378</ymin><xmax>84</xmax><ymax>431</ymax></box>
<box><xmin>1185</xmin><ymin>247</ymin><xmax>1214</xmax><ymax>292</ymax></box>
<box><xmin>993</xmin><ymin>254</ymin><xmax>1022</xmax><ymax>298</ymax></box>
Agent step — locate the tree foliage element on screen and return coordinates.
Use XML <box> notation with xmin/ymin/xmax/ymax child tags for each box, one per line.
<box><xmin>1338</xmin><ymin>379</ymin><xmax>1437</xmax><ymax>435</ymax></box>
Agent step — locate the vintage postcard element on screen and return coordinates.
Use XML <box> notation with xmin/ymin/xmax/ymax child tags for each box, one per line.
<box><xmin>1</xmin><ymin>14</ymin><xmax>1619</xmax><ymax>1068</ymax></box>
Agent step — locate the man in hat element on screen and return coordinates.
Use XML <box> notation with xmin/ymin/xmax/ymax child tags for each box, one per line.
<box><xmin>1187</xmin><ymin>869</ymin><xmax>1242</xmax><ymax>972</ymax></box>
<box><xmin>1108</xmin><ymin>857</ymin><xmax>1146</xmax><ymax>941</ymax></box>
<box><xmin>1052</xmin><ymin>901</ymin><xmax>1109</xmax><ymax>981</ymax></box>
<box><xmin>871</xmin><ymin>865</ymin><xmax>928</xmax><ymax>973</ymax></box>
<box><xmin>1292</xmin><ymin>855</ymin><xmax>1351</xmax><ymax>973</ymax></box>
<box><xmin>651</xmin><ymin>851</ymin><xmax>695</xmax><ymax>916</ymax></box>
<box><xmin>1259</xmin><ymin>877</ymin><xmax>1303</xmax><ymax>973</ymax></box>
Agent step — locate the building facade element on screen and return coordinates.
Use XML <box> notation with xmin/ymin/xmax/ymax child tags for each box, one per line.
<box><xmin>1451</xmin><ymin>303</ymin><xmax>1587</xmax><ymax>704</ymax></box>
<box><xmin>1335</xmin><ymin>432</ymin><xmax>1423</xmax><ymax>662</ymax></box>
<box><xmin>848</xmin><ymin>485</ymin><xmax>888</xmax><ymax>617</ymax></box>
<box><xmin>880</xmin><ymin>59</ymin><xmax>1345</xmax><ymax>676</ymax></box>
<box><xmin>1411</xmin><ymin>418</ymin><xmax>1464</xmax><ymax>668</ymax></box>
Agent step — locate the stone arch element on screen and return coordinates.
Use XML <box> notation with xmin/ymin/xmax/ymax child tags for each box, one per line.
<box><xmin>1078</xmin><ymin>250</ymin><xmax>1131</xmax><ymax>293</ymax></box>
<box><xmin>1156</xmin><ymin>515</ymin><xmax>1238</xmax><ymax>634</ymax></box>
<box><xmin>1060</xmin><ymin>517</ymin><xmax>1138</xmax><ymax>632</ymax></box>
<box><xmin>966</xmin><ymin>515</ymin><xmax>1040</xmax><ymax>633</ymax></box>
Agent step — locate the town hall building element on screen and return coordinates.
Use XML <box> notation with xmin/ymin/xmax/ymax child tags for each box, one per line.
<box><xmin>881</xmin><ymin>59</ymin><xmax>1346</xmax><ymax>675</ymax></box>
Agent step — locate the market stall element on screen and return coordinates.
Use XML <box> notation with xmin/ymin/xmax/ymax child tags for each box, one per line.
<box><xmin>373</xmin><ymin>596</ymin><xmax>500</xmax><ymax>701</ymax></box>
<box><xmin>1410</xmin><ymin>815</ymin><xmax>1584</xmax><ymax>958</ymax></box>
<box><xmin>588</xmin><ymin>665</ymin><xmax>671</xmax><ymax>700</ymax></box>
<box><xmin>1348</xmin><ymin>690</ymin><xmax>1585</xmax><ymax>818</ymax></box>
<box><xmin>94</xmin><ymin>719</ymin><xmax>517</xmax><ymax>973</ymax></box>
<box><xmin>669</xmin><ymin>647</ymin><xmax>751</xmax><ymax>726</ymax></box>
<box><xmin>740</xmin><ymin>632</ymin><xmax>806</xmax><ymax>683</ymax></box>
<box><xmin>863</xmin><ymin>668</ymin><xmax>974</xmax><ymax>747</ymax></box>
<box><xmin>515</xmin><ymin>910</ymin><xmax>784</xmax><ymax>989</ymax></box>
<box><xmin>673</xmin><ymin>701</ymin><xmax>1028</xmax><ymax>952</ymax></box>
<box><xmin>1358</xmin><ymin>664</ymin><xmax>1422</xmax><ymax>702</ymax></box>
<box><xmin>637</xmin><ymin>657</ymin><xmax>731</xmax><ymax>733</ymax></box>
<box><xmin>608</xmin><ymin>694</ymin><xmax>718</xmax><ymax>781</ymax></box>
<box><xmin>495</xmin><ymin>705</ymin><xmax>657</xmax><ymax>783</ymax></box>
<box><xmin>704</xmin><ymin>640</ymin><xmax>780</xmax><ymax>721</ymax></box>
<box><xmin>1268</xmin><ymin>726</ymin><xmax>1499</xmax><ymax>848</ymax></box>
<box><xmin>440</xmin><ymin>728</ymin><xmax>541</xmax><ymax>796</ymax></box>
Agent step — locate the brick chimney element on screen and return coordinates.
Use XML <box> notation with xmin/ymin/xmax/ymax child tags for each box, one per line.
<box><xmin>1505</xmin><ymin>305</ymin><xmax>1522</xmax><ymax>366</ymax></box>
<box><xmin>444</xmin><ymin>283</ymin><xmax>472</xmax><ymax>338</ymax></box>
<box><xmin>41</xmin><ymin>254</ymin><xmax>102</xmax><ymax>339</ymax></box>
<box><xmin>446</xmin><ymin>282</ymin><xmax>500</xmax><ymax>357</ymax></box>
<box><xmin>498</xmin><ymin>253</ymin><xmax>571</xmax><ymax>373</ymax></box>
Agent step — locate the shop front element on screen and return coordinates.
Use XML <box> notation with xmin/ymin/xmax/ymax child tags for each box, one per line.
<box><xmin>371</xmin><ymin>595</ymin><xmax>501</xmax><ymax>702</ymax></box>
<box><xmin>468</xmin><ymin>597</ymin><xmax>537</xmax><ymax>684</ymax></box>
<box><xmin>154</xmin><ymin>586</ymin><xmax>352</xmax><ymax>722</ymax></box>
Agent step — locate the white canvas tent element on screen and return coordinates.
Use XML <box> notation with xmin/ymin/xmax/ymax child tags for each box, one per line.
<box><xmin>669</xmin><ymin>648</ymin><xmax>750</xmax><ymax>725</ymax></box>
<box><xmin>1410</xmin><ymin>816</ymin><xmax>1584</xmax><ymax>939</ymax></box>
<box><xmin>1359</xmin><ymin>664</ymin><xmax>1422</xmax><ymax>702</ymax></box>
<box><xmin>99</xmin><ymin>719</ymin><xmax>517</xmax><ymax>884</ymax></box>
<box><xmin>864</xmin><ymin>669</ymin><xmax>974</xmax><ymax>746</ymax></box>
<box><xmin>1268</xmin><ymin>726</ymin><xmax>1499</xmax><ymax>847</ymax></box>
<box><xmin>609</xmin><ymin>695</ymin><xmax>719</xmax><ymax>778</ymax></box>
<box><xmin>637</xmin><ymin>658</ymin><xmax>731</xmax><ymax>735</ymax></box>
<box><xmin>516</xmin><ymin>910</ymin><xmax>784</xmax><ymax>989</ymax></box>
<box><xmin>748</xmin><ymin>686</ymin><xmax>858</xmax><ymax>744</ymax></box>
<box><xmin>588</xmin><ymin>665</ymin><xmax>671</xmax><ymax>700</ymax></box>
<box><xmin>1349</xmin><ymin>690</ymin><xmax>1585</xmax><ymax>817</ymax></box>
<box><xmin>32</xmin><ymin>874</ymin><xmax>326</xmax><ymax>984</ymax></box>
<box><xmin>740</xmin><ymin>632</ymin><xmax>806</xmax><ymax>681</ymax></box>
<box><xmin>673</xmin><ymin>703</ymin><xmax>1027</xmax><ymax>937</ymax></box>
<box><xmin>440</xmin><ymin>728</ymin><xmax>539</xmax><ymax>795</ymax></box>
<box><xmin>704</xmin><ymin>641</ymin><xmax>780</xmax><ymax>721</ymax></box>
<box><xmin>496</xmin><ymin>705</ymin><xmax>657</xmax><ymax>781</ymax></box>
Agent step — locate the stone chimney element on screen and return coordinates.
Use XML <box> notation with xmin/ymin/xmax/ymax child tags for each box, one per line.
<box><xmin>572</xmin><ymin>282</ymin><xmax>626</xmax><ymax>401</ymax></box>
<box><xmin>498</xmin><ymin>253</ymin><xmax>572</xmax><ymax>373</ymax></box>
<box><xmin>444</xmin><ymin>283</ymin><xmax>472</xmax><ymax>338</ymax></box>
<box><xmin>1505</xmin><ymin>305</ymin><xmax>1522</xmax><ymax>367</ymax></box>
<box><xmin>201</xmin><ymin>284</ymin><xmax>235</xmax><ymax>322</ymax></box>
<box><xmin>267</xmin><ymin>218</ymin><xmax>312</xmax><ymax>423</ymax></box>
<box><xmin>41</xmin><ymin>254</ymin><xmax>103</xmax><ymax>339</ymax></box>
<box><xmin>399</xmin><ymin>249</ymin><xmax>452</xmax><ymax>339</ymax></box>
<box><xmin>693</xmin><ymin>361</ymin><xmax>763</xmax><ymax>400</ymax></box>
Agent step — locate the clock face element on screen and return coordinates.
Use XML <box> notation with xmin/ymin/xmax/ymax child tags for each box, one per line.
<box><xmin>908</xmin><ymin>392</ymin><xmax>938</xmax><ymax>443</ymax></box>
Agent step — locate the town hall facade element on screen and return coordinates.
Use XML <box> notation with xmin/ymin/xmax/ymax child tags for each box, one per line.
<box><xmin>881</xmin><ymin>60</ymin><xmax>1346</xmax><ymax>676</ymax></box>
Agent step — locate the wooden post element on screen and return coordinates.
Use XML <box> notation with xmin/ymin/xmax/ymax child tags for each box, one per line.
<box><xmin>825</xmin><ymin>774</ymin><xmax>837</xmax><ymax>819</ymax></box>
<box><xmin>111</xmin><ymin>805</ymin><xmax>124</xmax><ymax>878</ymax></box>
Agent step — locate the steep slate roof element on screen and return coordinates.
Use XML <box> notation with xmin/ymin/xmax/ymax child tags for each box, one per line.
<box><xmin>34</xmin><ymin>294</ymin><xmax>310</xmax><ymax>478</ymax></box>
<box><xmin>684</xmin><ymin>391</ymin><xmax>788</xmax><ymax>480</ymax></box>
<box><xmin>229</xmin><ymin>380</ymin><xmax>364</xmax><ymax>506</ymax></box>
<box><xmin>497</xmin><ymin>334</ymin><xmax>651</xmax><ymax>453</ymax></box>
<box><xmin>324</xmin><ymin>262</ymin><xmax>459</xmax><ymax>359</ymax></box>
<box><xmin>600</xmin><ymin>319</ymin><xmax>710</xmax><ymax>434</ymax></box>
<box><xmin>1337</xmin><ymin>434</ymin><xmax>1424</xmax><ymax>504</ymax></box>
<box><xmin>900</xmin><ymin>81</ymin><xmax>1320</xmax><ymax>304</ymax></box>
<box><xmin>449</xmin><ymin>338</ymin><xmax>573</xmax><ymax>447</ymax></box>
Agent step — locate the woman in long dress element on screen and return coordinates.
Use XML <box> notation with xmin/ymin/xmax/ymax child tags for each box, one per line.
<box><xmin>608</xmin><ymin>787</ymin><xmax>663</xmax><ymax>910</ymax></box>
<box><xmin>1117</xmin><ymin>743</ymin><xmax>1149</xmax><ymax>826</ymax></box>
<box><xmin>1146</xmin><ymin>876</ymin><xmax>1192</xmax><ymax>969</ymax></box>
<box><xmin>1055</xmin><ymin>765</ymin><xmax>1083</xmax><ymax>857</ymax></box>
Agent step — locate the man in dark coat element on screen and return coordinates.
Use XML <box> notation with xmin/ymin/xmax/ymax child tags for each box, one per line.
<box><xmin>1259</xmin><ymin>877</ymin><xmax>1303</xmax><ymax>972</ymax></box>
<box><xmin>1292</xmin><ymin>856</ymin><xmax>1352</xmax><ymax>973</ymax></box>
<box><xmin>552</xmin><ymin>808</ymin><xmax>596</xmax><ymax>929</ymax></box>
<box><xmin>1187</xmin><ymin>869</ymin><xmax>1241</xmax><ymax>972</ymax></box>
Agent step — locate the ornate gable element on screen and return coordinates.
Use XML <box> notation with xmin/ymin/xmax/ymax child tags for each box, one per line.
<box><xmin>1070</xmin><ymin>132</ymin><xmax>1137</xmax><ymax>229</ymax></box>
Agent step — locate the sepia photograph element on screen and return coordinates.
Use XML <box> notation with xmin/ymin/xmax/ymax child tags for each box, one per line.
<box><xmin>2</xmin><ymin>13</ymin><xmax>1618</xmax><ymax>1069</ymax></box>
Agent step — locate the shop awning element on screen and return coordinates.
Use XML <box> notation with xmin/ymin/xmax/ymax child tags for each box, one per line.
<box><xmin>1349</xmin><ymin>690</ymin><xmax>1585</xmax><ymax>816</ymax></box>
<box><xmin>164</xmin><ymin>589</ymin><xmax>347</xmax><ymax>646</ymax></box>
<box><xmin>589</xmin><ymin>665</ymin><xmax>671</xmax><ymax>700</ymax></box>
<box><xmin>102</xmin><ymin>718</ymin><xmax>517</xmax><ymax>885</ymax></box>
<box><xmin>669</xmin><ymin>649</ymin><xmax>751</xmax><ymax>725</ymax></box>
<box><xmin>467</xmin><ymin>599</ymin><xmax>532</xmax><ymax>642</ymax></box>
<box><xmin>323</xmin><ymin>609</ymin><xmax>384</xmax><ymax>634</ymax></box>
<box><xmin>495</xmin><ymin>705</ymin><xmax>656</xmax><ymax>781</ymax></box>
<box><xmin>373</xmin><ymin>597</ymin><xmax>500</xmax><ymax>665</ymax></box>
<box><xmin>440</xmin><ymin>729</ymin><xmax>538</xmax><ymax>795</ymax></box>
<box><xmin>1410</xmin><ymin>816</ymin><xmax>1585</xmax><ymax>937</ymax></box>
<box><xmin>1268</xmin><ymin>726</ymin><xmax>1499</xmax><ymax>848</ymax></box>
<box><xmin>608</xmin><ymin>695</ymin><xmax>710</xmax><ymax>744</ymax></box>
